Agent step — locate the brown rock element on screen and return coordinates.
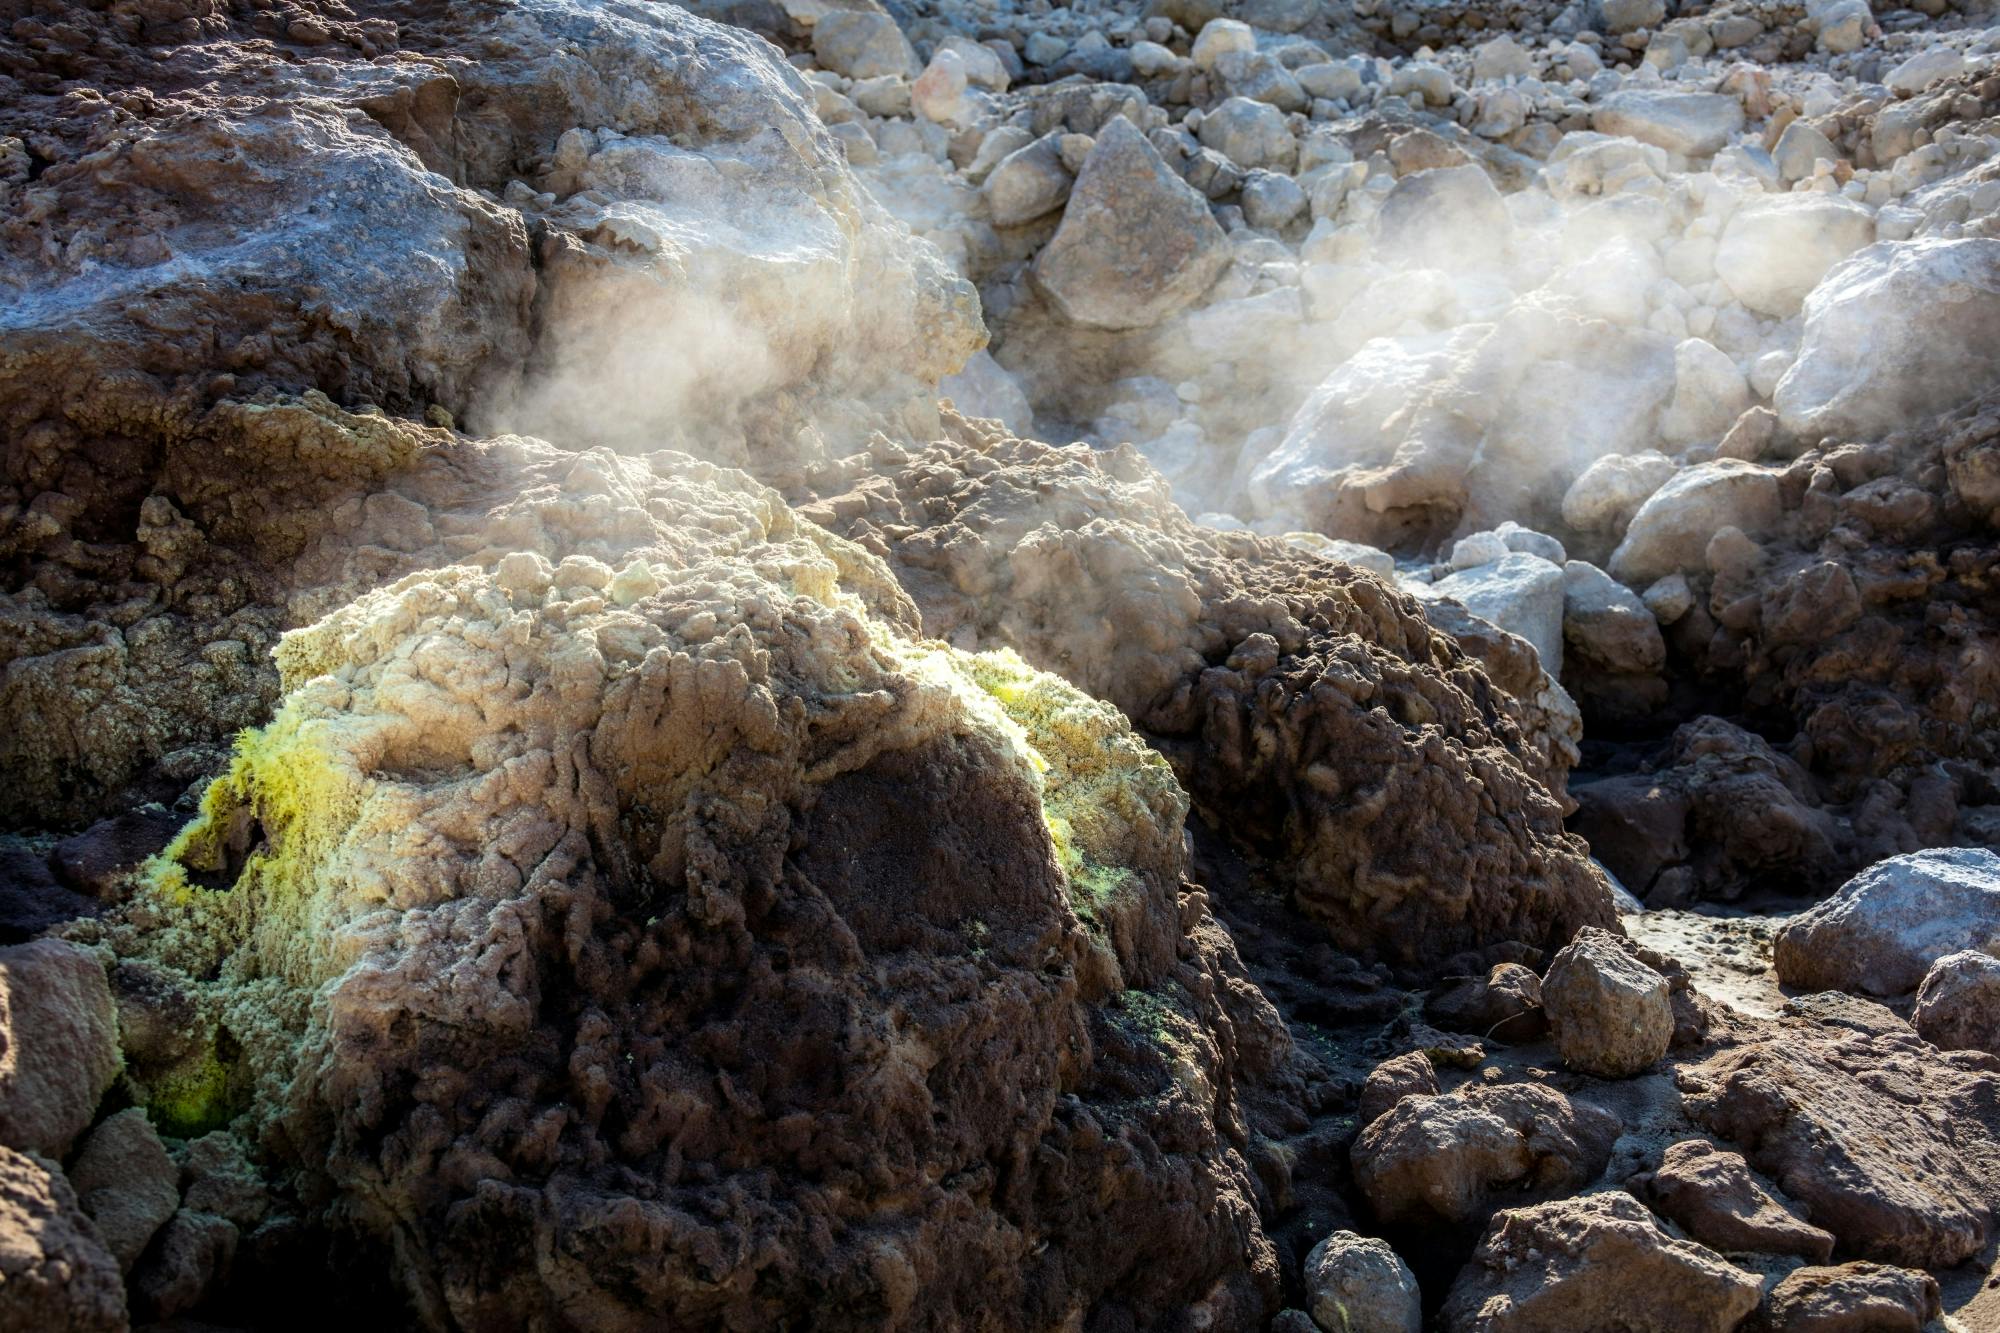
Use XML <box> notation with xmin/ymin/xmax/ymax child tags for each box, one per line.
<box><xmin>1425</xmin><ymin>963</ymin><xmax>1547</xmax><ymax>1044</ymax></box>
<box><xmin>1441</xmin><ymin>1192</ymin><xmax>1763</xmax><ymax>1333</ymax></box>
<box><xmin>1913</xmin><ymin>949</ymin><xmax>2000</xmax><ymax>1057</ymax></box>
<box><xmin>1748</xmin><ymin>1262</ymin><xmax>1941</xmax><ymax>1333</ymax></box>
<box><xmin>1356</xmin><ymin>1051</ymin><xmax>1440</xmax><ymax>1129</ymax></box>
<box><xmin>1634</xmin><ymin>1139</ymin><xmax>1834</xmax><ymax>1261</ymax></box>
<box><xmin>0</xmin><ymin>1145</ymin><xmax>128</xmax><ymax>1333</ymax></box>
<box><xmin>68</xmin><ymin>1109</ymin><xmax>180</xmax><ymax>1273</ymax></box>
<box><xmin>1681</xmin><ymin>1018</ymin><xmax>2000</xmax><ymax>1267</ymax></box>
<box><xmin>0</xmin><ymin>940</ymin><xmax>121</xmax><ymax>1158</ymax></box>
<box><xmin>1352</xmin><ymin>1083</ymin><xmax>1618</xmax><ymax>1229</ymax></box>
<box><xmin>1542</xmin><ymin>927</ymin><xmax>1673</xmax><ymax>1078</ymax></box>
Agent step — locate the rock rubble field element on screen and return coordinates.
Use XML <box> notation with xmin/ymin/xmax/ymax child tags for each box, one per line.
<box><xmin>0</xmin><ymin>0</ymin><xmax>1998</xmax><ymax>1327</ymax></box>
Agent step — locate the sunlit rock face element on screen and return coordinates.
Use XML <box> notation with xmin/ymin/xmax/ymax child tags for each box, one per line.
<box><xmin>109</xmin><ymin>441</ymin><xmax>1281</xmax><ymax>1330</ymax></box>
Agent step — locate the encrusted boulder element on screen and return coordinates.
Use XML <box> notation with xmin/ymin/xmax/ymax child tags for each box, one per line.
<box><xmin>1352</xmin><ymin>1083</ymin><xmax>1618</xmax><ymax>1229</ymax></box>
<box><xmin>1913</xmin><ymin>949</ymin><xmax>2000</xmax><ymax>1057</ymax></box>
<box><xmin>1441</xmin><ymin>1192</ymin><xmax>1762</xmax><ymax>1333</ymax></box>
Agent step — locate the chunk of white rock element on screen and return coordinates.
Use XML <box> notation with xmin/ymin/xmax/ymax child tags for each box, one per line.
<box><xmin>1562</xmin><ymin>451</ymin><xmax>1678</xmax><ymax>534</ymax></box>
<box><xmin>1564</xmin><ymin>560</ymin><xmax>1666</xmax><ymax>674</ymax></box>
<box><xmin>1714</xmin><ymin>195</ymin><xmax>1877</xmax><ymax>319</ymax></box>
<box><xmin>1417</xmin><ymin>553</ymin><xmax>1567</xmax><ymax>676</ymax></box>
<box><xmin>1774</xmin><ymin>848</ymin><xmax>2000</xmax><ymax>996</ymax></box>
<box><xmin>1608</xmin><ymin>459</ymin><xmax>1780</xmax><ymax>584</ymax></box>
<box><xmin>1660</xmin><ymin>337</ymin><xmax>1751</xmax><ymax>446</ymax></box>
<box><xmin>1591</xmin><ymin>90</ymin><xmax>1744</xmax><ymax>157</ymax></box>
<box><xmin>1776</xmin><ymin>238</ymin><xmax>2000</xmax><ymax>441</ymax></box>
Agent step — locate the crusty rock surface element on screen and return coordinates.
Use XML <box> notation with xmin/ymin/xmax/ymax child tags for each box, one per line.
<box><xmin>1351</xmin><ymin>1082</ymin><xmax>1618</xmax><ymax>1229</ymax></box>
<box><xmin>1543</xmin><ymin>926</ymin><xmax>1673</xmax><ymax>1078</ymax></box>
<box><xmin>1633</xmin><ymin>1139</ymin><xmax>1835</xmax><ymax>1262</ymax></box>
<box><xmin>1681</xmin><ymin>1013</ymin><xmax>2000</xmax><ymax>1268</ymax></box>
<box><xmin>797</xmin><ymin>419</ymin><xmax>1615</xmax><ymax>971</ymax></box>
<box><xmin>1440</xmin><ymin>1192</ymin><xmax>1763</xmax><ymax>1333</ymax></box>
<box><xmin>93</xmin><ymin>443</ymin><xmax>1283</xmax><ymax>1329</ymax></box>
<box><xmin>0</xmin><ymin>1145</ymin><xmax>128</xmax><ymax>1333</ymax></box>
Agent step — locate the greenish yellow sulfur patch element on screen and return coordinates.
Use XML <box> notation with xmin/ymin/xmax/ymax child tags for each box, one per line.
<box><xmin>145</xmin><ymin>1043</ymin><xmax>236</xmax><ymax>1139</ymax></box>
<box><xmin>914</xmin><ymin>646</ymin><xmax>1187</xmax><ymax>923</ymax></box>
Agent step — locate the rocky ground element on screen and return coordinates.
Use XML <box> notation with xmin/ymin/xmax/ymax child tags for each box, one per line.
<box><xmin>1</xmin><ymin>0</ymin><xmax>1998</xmax><ymax>1329</ymax></box>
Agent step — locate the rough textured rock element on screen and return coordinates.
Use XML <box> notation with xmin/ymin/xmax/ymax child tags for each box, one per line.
<box><xmin>1441</xmin><ymin>1192</ymin><xmax>1762</xmax><ymax>1333</ymax></box>
<box><xmin>1773</xmin><ymin>848</ymin><xmax>2000</xmax><ymax>997</ymax></box>
<box><xmin>1747</xmin><ymin>1262</ymin><xmax>1940</xmax><ymax>1333</ymax></box>
<box><xmin>1777</xmin><ymin>239</ymin><xmax>2000</xmax><ymax>444</ymax></box>
<box><xmin>0</xmin><ymin>939</ymin><xmax>120</xmax><ymax>1158</ymax></box>
<box><xmin>96</xmin><ymin>444</ymin><xmax>1282</xmax><ymax>1329</ymax></box>
<box><xmin>130</xmin><ymin>1207</ymin><xmax>237</xmax><ymax>1321</ymax></box>
<box><xmin>1543</xmin><ymin>927</ymin><xmax>1673</xmax><ymax>1078</ymax></box>
<box><xmin>0</xmin><ymin>1145</ymin><xmax>127</xmax><ymax>1332</ymax></box>
<box><xmin>0</xmin><ymin>0</ymin><xmax>981</xmax><ymax>831</ymax></box>
<box><xmin>1682</xmin><ymin>1015</ymin><xmax>2000</xmax><ymax>1267</ymax></box>
<box><xmin>67</xmin><ymin>1108</ymin><xmax>181</xmax><ymax>1274</ymax></box>
<box><xmin>1303</xmin><ymin>1230</ymin><xmax>1421</xmax><ymax>1333</ymax></box>
<box><xmin>1633</xmin><ymin>1139</ymin><xmax>1834</xmax><ymax>1262</ymax></box>
<box><xmin>1351</xmin><ymin>1083</ymin><xmax>1618</xmax><ymax>1229</ymax></box>
<box><xmin>1356</xmin><ymin>1051</ymin><xmax>1440</xmax><ymax>1128</ymax></box>
<box><xmin>1913</xmin><ymin>949</ymin><xmax>2000</xmax><ymax>1057</ymax></box>
<box><xmin>799</xmin><ymin>420</ymin><xmax>1614</xmax><ymax>972</ymax></box>
<box><xmin>1032</xmin><ymin>116</ymin><xmax>1231</xmax><ymax>330</ymax></box>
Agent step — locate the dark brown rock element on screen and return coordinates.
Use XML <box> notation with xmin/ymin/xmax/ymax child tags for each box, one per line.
<box><xmin>1748</xmin><ymin>1262</ymin><xmax>1940</xmax><ymax>1333</ymax></box>
<box><xmin>1634</xmin><ymin>1139</ymin><xmax>1834</xmax><ymax>1262</ymax></box>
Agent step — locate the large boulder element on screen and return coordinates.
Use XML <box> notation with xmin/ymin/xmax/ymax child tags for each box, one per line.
<box><xmin>1773</xmin><ymin>848</ymin><xmax>2000</xmax><ymax>997</ymax></box>
<box><xmin>1609</xmin><ymin>460</ymin><xmax>1782</xmax><ymax>585</ymax></box>
<box><xmin>1683</xmin><ymin>1016</ymin><xmax>2000</xmax><ymax>1267</ymax></box>
<box><xmin>0</xmin><ymin>940</ymin><xmax>120</xmax><ymax>1159</ymax></box>
<box><xmin>1913</xmin><ymin>949</ymin><xmax>2000</xmax><ymax>1057</ymax></box>
<box><xmin>109</xmin><ymin>441</ymin><xmax>1281</xmax><ymax>1329</ymax></box>
<box><xmin>0</xmin><ymin>1146</ymin><xmax>128</xmax><ymax>1333</ymax></box>
<box><xmin>1776</xmin><ymin>239</ymin><xmax>2000</xmax><ymax>441</ymax></box>
<box><xmin>1352</xmin><ymin>1083</ymin><xmax>1618</xmax><ymax>1228</ymax></box>
<box><xmin>1542</xmin><ymin>927</ymin><xmax>1673</xmax><ymax>1078</ymax></box>
<box><xmin>810</xmin><ymin>9</ymin><xmax>919</xmax><ymax>78</ymax></box>
<box><xmin>1033</xmin><ymin>116</ymin><xmax>1232</xmax><ymax>329</ymax></box>
<box><xmin>1714</xmin><ymin>196</ymin><xmax>1877</xmax><ymax>319</ymax></box>
<box><xmin>1590</xmin><ymin>91</ymin><xmax>1745</xmax><ymax>157</ymax></box>
<box><xmin>1441</xmin><ymin>1193</ymin><xmax>1762</xmax><ymax>1333</ymax></box>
